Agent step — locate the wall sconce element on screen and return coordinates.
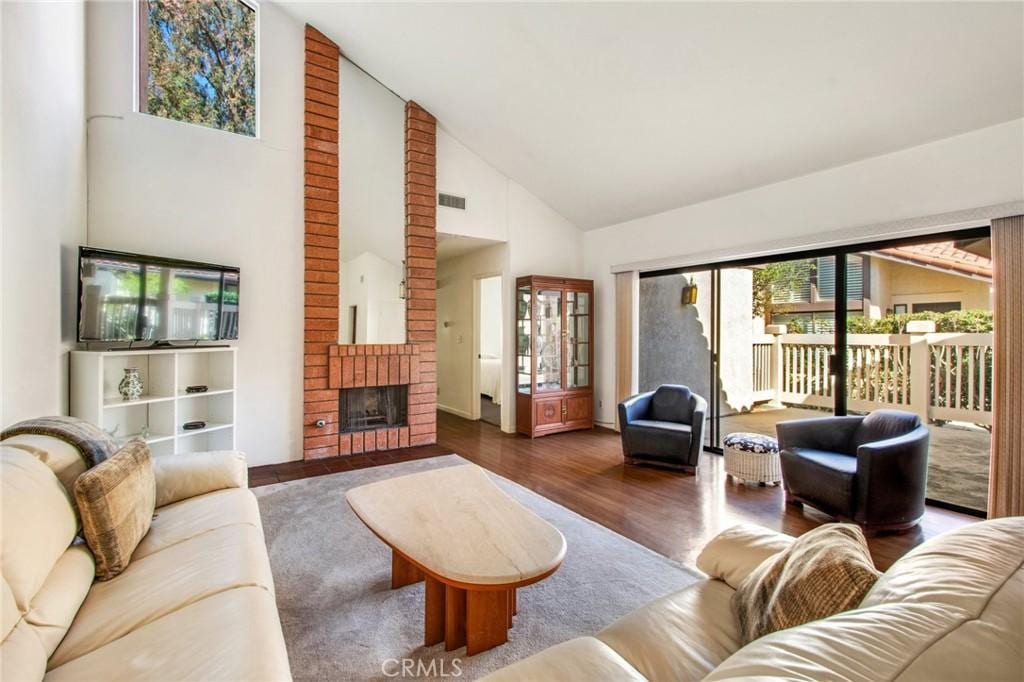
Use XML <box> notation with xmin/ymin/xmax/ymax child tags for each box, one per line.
<box><xmin>681</xmin><ymin>277</ymin><xmax>698</xmax><ymax>305</ymax></box>
<box><xmin>399</xmin><ymin>260</ymin><xmax>407</xmax><ymax>300</ymax></box>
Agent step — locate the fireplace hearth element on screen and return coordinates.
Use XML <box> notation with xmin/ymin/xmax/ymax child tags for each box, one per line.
<box><xmin>341</xmin><ymin>386</ymin><xmax>408</xmax><ymax>433</ymax></box>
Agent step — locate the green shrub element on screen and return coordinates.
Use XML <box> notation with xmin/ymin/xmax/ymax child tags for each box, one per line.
<box><xmin>846</xmin><ymin>310</ymin><xmax>992</xmax><ymax>334</ymax></box>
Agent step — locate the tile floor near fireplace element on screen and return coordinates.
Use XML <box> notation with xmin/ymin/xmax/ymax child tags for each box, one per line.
<box><xmin>341</xmin><ymin>385</ymin><xmax>408</xmax><ymax>433</ymax></box>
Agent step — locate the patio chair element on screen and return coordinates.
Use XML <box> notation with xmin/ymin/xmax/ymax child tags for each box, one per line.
<box><xmin>776</xmin><ymin>409</ymin><xmax>930</xmax><ymax>534</ymax></box>
<box><xmin>618</xmin><ymin>385</ymin><xmax>707</xmax><ymax>472</ymax></box>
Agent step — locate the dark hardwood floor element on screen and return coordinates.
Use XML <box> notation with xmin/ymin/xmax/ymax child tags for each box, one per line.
<box><xmin>250</xmin><ymin>411</ymin><xmax>975</xmax><ymax>571</ymax></box>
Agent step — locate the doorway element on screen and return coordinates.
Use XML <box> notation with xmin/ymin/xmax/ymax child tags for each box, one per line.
<box><xmin>639</xmin><ymin>225</ymin><xmax>992</xmax><ymax>515</ymax></box>
<box><xmin>475</xmin><ymin>275</ymin><xmax>503</xmax><ymax>426</ymax></box>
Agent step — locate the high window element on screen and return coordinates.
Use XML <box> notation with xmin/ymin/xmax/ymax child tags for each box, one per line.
<box><xmin>138</xmin><ymin>0</ymin><xmax>257</xmax><ymax>136</ymax></box>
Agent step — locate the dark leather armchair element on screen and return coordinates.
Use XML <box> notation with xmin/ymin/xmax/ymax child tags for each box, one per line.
<box><xmin>618</xmin><ymin>385</ymin><xmax>707</xmax><ymax>472</ymax></box>
<box><xmin>776</xmin><ymin>409</ymin><xmax>930</xmax><ymax>534</ymax></box>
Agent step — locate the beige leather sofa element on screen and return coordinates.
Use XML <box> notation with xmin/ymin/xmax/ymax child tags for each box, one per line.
<box><xmin>485</xmin><ymin>518</ymin><xmax>1024</xmax><ymax>681</ymax></box>
<box><xmin>1</xmin><ymin>434</ymin><xmax>292</xmax><ymax>681</ymax></box>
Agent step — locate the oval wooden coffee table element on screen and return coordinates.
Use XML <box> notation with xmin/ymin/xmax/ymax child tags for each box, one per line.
<box><xmin>346</xmin><ymin>463</ymin><xmax>567</xmax><ymax>655</ymax></box>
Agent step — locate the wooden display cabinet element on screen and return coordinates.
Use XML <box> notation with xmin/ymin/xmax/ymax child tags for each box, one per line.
<box><xmin>515</xmin><ymin>275</ymin><xmax>594</xmax><ymax>437</ymax></box>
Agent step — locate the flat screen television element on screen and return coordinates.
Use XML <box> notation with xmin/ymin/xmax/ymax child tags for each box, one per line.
<box><xmin>77</xmin><ymin>247</ymin><xmax>240</xmax><ymax>344</ymax></box>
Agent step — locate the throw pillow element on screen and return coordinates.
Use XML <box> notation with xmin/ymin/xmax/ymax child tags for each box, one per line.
<box><xmin>73</xmin><ymin>439</ymin><xmax>156</xmax><ymax>580</ymax></box>
<box><xmin>731</xmin><ymin>523</ymin><xmax>880</xmax><ymax>643</ymax></box>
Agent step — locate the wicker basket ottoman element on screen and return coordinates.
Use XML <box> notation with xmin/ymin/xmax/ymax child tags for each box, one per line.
<box><xmin>723</xmin><ymin>432</ymin><xmax>782</xmax><ymax>486</ymax></box>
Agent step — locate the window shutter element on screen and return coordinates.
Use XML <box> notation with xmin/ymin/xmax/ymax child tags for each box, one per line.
<box><xmin>846</xmin><ymin>255</ymin><xmax>864</xmax><ymax>299</ymax></box>
<box><xmin>815</xmin><ymin>255</ymin><xmax>863</xmax><ymax>301</ymax></box>
<box><xmin>817</xmin><ymin>257</ymin><xmax>836</xmax><ymax>300</ymax></box>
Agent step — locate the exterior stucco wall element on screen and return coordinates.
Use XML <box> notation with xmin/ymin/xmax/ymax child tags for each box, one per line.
<box><xmin>639</xmin><ymin>269</ymin><xmax>754</xmax><ymax>418</ymax></box>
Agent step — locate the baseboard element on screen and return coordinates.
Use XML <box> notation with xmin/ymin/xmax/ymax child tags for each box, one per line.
<box><xmin>438</xmin><ymin>403</ymin><xmax>474</xmax><ymax>420</ymax></box>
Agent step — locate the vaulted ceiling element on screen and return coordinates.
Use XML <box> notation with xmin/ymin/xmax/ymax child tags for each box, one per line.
<box><xmin>282</xmin><ymin>2</ymin><xmax>1024</xmax><ymax>230</ymax></box>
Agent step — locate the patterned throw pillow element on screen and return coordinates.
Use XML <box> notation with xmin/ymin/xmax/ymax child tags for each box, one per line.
<box><xmin>731</xmin><ymin>523</ymin><xmax>880</xmax><ymax>643</ymax></box>
<box><xmin>73</xmin><ymin>439</ymin><xmax>156</xmax><ymax>580</ymax></box>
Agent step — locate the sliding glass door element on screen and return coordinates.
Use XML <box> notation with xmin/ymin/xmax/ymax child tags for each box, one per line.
<box><xmin>843</xmin><ymin>238</ymin><xmax>992</xmax><ymax>514</ymax></box>
<box><xmin>716</xmin><ymin>256</ymin><xmax>838</xmax><ymax>448</ymax></box>
<box><xmin>637</xmin><ymin>226</ymin><xmax>992</xmax><ymax>515</ymax></box>
<box><xmin>637</xmin><ymin>270</ymin><xmax>714</xmax><ymax>448</ymax></box>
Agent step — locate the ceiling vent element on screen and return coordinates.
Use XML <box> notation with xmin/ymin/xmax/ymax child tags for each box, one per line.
<box><xmin>438</xmin><ymin>193</ymin><xmax>466</xmax><ymax>210</ymax></box>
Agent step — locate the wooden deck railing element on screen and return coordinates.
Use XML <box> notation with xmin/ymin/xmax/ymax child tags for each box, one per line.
<box><xmin>752</xmin><ymin>330</ymin><xmax>993</xmax><ymax>425</ymax></box>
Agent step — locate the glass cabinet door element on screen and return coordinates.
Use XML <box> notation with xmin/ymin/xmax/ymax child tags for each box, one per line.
<box><xmin>567</xmin><ymin>290</ymin><xmax>590</xmax><ymax>389</ymax></box>
<box><xmin>516</xmin><ymin>285</ymin><xmax>532</xmax><ymax>393</ymax></box>
<box><xmin>535</xmin><ymin>289</ymin><xmax>562</xmax><ymax>391</ymax></box>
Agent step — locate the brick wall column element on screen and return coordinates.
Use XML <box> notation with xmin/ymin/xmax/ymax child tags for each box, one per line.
<box><xmin>300</xmin><ymin>33</ymin><xmax>438</xmax><ymax>457</ymax></box>
<box><xmin>303</xmin><ymin>25</ymin><xmax>341</xmax><ymax>459</ymax></box>
<box><xmin>405</xmin><ymin>102</ymin><xmax>438</xmax><ymax>445</ymax></box>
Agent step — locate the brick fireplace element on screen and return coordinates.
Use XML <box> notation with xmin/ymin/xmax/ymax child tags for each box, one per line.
<box><xmin>302</xmin><ymin>26</ymin><xmax>437</xmax><ymax>460</ymax></box>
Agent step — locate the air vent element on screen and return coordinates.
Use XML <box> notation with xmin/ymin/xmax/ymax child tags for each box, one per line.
<box><xmin>438</xmin><ymin>193</ymin><xmax>466</xmax><ymax>210</ymax></box>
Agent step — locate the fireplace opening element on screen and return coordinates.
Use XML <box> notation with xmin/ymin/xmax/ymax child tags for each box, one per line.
<box><xmin>341</xmin><ymin>386</ymin><xmax>408</xmax><ymax>432</ymax></box>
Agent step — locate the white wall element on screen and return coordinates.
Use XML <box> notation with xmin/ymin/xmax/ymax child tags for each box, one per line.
<box><xmin>436</xmin><ymin>129</ymin><xmax>585</xmax><ymax>432</ymax></box>
<box><xmin>585</xmin><ymin>119</ymin><xmax>1024</xmax><ymax>426</ymax></box>
<box><xmin>85</xmin><ymin>0</ymin><xmax>304</xmax><ymax>465</ymax></box>
<box><xmin>479</xmin><ymin>276</ymin><xmax>502</xmax><ymax>358</ymax></box>
<box><xmin>508</xmin><ymin>181</ymin><xmax>584</xmax><ymax>278</ymax></box>
<box><xmin>1</xmin><ymin>0</ymin><xmax>87</xmax><ymax>427</ymax></box>
<box><xmin>436</xmin><ymin>244</ymin><xmax>509</xmax><ymax>423</ymax></box>
<box><xmin>437</xmin><ymin>128</ymin><xmax>508</xmax><ymax>242</ymax></box>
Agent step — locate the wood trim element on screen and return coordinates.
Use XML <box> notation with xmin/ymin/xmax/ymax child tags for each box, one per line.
<box><xmin>614</xmin><ymin>271</ymin><xmax>638</xmax><ymax>431</ymax></box>
<box><xmin>137</xmin><ymin>1</ymin><xmax>150</xmax><ymax>112</ymax></box>
<box><xmin>516</xmin><ymin>275</ymin><xmax>594</xmax><ymax>290</ymax></box>
<box><xmin>989</xmin><ymin>215</ymin><xmax>1023</xmax><ymax>518</ymax></box>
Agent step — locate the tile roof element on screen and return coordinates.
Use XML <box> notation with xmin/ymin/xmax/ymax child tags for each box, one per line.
<box><xmin>874</xmin><ymin>241</ymin><xmax>992</xmax><ymax>279</ymax></box>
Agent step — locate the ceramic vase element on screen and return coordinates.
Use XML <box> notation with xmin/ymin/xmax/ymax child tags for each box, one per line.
<box><xmin>119</xmin><ymin>367</ymin><xmax>144</xmax><ymax>401</ymax></box>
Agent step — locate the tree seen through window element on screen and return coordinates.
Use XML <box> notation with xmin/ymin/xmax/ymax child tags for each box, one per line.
<box><xmin>140</xmin><ymin>0</ymin><xmax>256</xmax><ymax>136</ymax></box>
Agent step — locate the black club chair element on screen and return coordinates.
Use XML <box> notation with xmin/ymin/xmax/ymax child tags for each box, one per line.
<box><xmin>776</xmin><ymin>409</ymin><xmax>930</xmax><ymax>534</ymax></box>
<box><xmin>618</xmin><ymin>385</ymin><xmax>707</xmax><ymax>472</ymax></box>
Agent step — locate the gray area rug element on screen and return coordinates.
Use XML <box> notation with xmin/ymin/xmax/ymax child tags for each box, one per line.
<box><xmin>254</xmin><ymin>454</ymin><xmax>700</xmax><ymax>681</ymax></box>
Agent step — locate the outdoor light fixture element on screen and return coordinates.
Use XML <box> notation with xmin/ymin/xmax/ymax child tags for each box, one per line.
<box><xmin>681</xmin><ymin>277</ymin><xmax>698</xmax><ymax>305</ymax></box>
<box><xmin>399</xmin><ymin>260</ymin><xmax>407</xmax><ymax>300</ymax></box>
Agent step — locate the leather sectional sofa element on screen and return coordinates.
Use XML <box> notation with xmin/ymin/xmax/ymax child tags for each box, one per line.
<box><xmin>484</xmin><ymin>518</ymin><xmax>1024</xmax><ymax>681</ymax></box>
<box><xmin>1</xmin><ymin>434</ymin><xmax>291</xmax><ymax>681</ymax></box>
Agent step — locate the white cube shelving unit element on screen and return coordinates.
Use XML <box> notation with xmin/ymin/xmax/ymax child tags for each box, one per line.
<box><xmin>71</xmin><ymin>347</ymin><xmax>237</xmax><ymax>456</ymax></box>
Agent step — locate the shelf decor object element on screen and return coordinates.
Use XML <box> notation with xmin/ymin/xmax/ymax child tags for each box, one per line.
<box><xmin>118</xmin><ymin>367</ymin><xmax>144</xmax><ymax>401</ymax></box>
<box><xmin>71</xmin><ymin>346</ymin><xmax>237</xmax><ymax>457</ymax></box>
<box><xmin>515</xmin><ymin>275</ymin><xmax>594</xmax><ymax>438</ymax></box>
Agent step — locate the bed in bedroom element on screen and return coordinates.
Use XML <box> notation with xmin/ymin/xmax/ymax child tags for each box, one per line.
<box><xmin>479</xmin><ymin>355</ymin><xmax>502</xmax><ymax>405</ymax></box>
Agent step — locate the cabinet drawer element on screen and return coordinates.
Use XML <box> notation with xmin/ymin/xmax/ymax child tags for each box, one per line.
<box><xmin>534</xmin><ymin>398</ymin><xmax>564</xmax><ymax>427</ymax></box>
